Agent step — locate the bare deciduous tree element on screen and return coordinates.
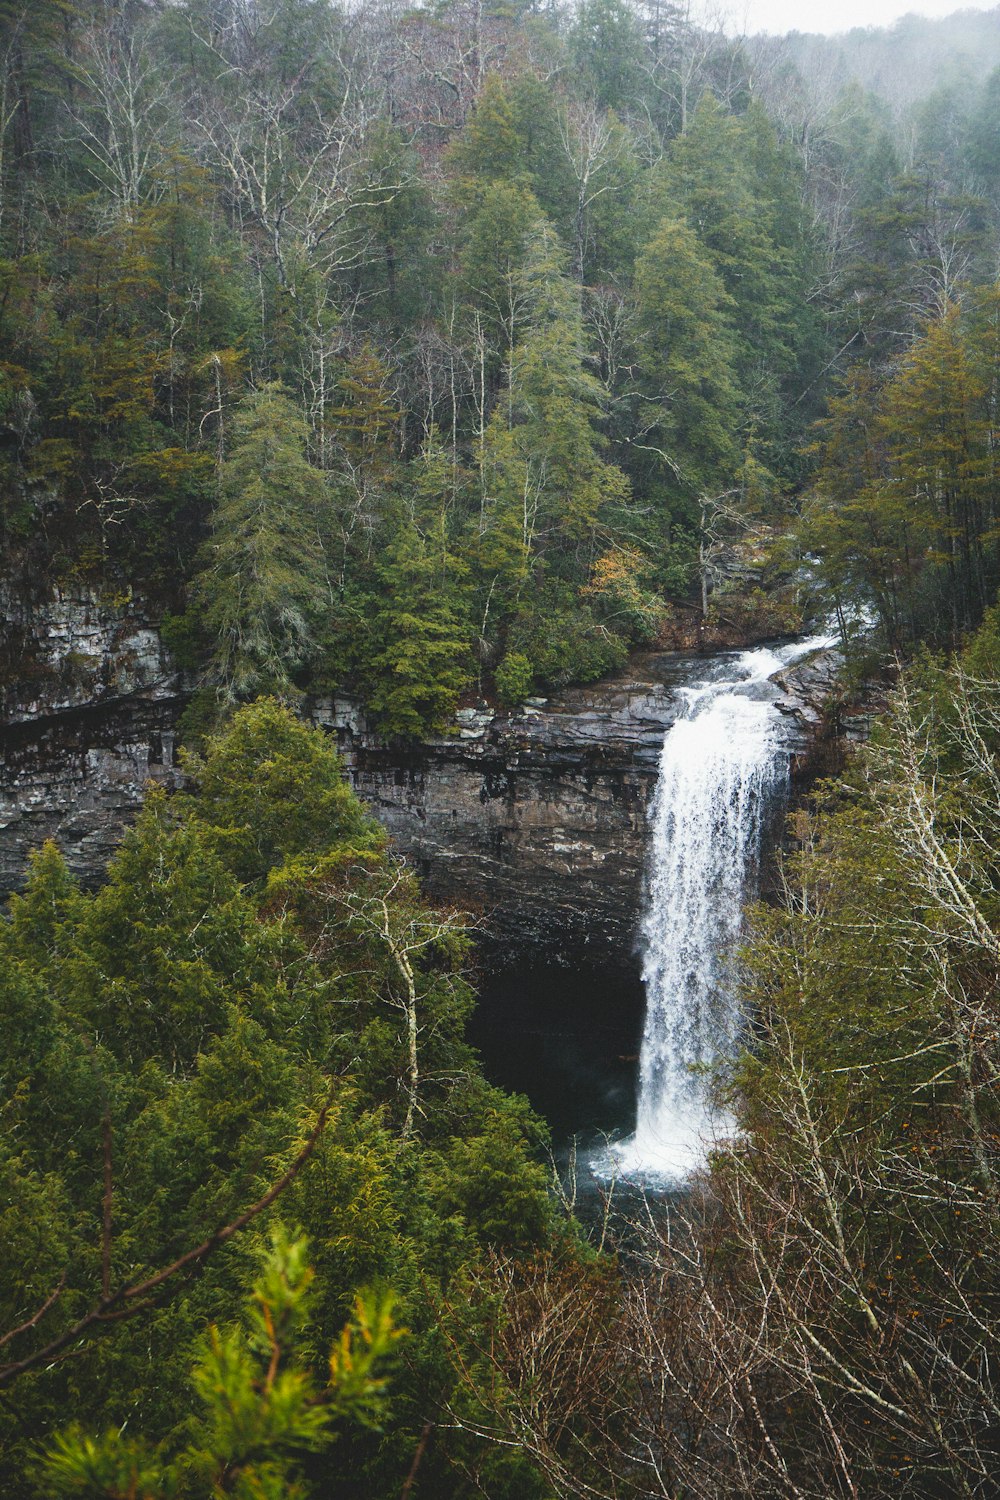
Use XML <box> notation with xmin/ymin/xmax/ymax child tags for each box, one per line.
<box><xmin>63</xmin><ymin>6</ymin><xmax>175</xmax><ymax>216</ymax></box>
<box><xmin>557</xmin><ymin>102</ymin><xmax>632</xmax><ymax>282</ymax></box>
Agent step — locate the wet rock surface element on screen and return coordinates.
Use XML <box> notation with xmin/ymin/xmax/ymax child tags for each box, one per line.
<box><xmin>314</xmin><ymin>644</ymin><xmax>856</xmax><ymax>965</ymax></box>
<box><xmin>775</xmin><ymin>647</ymin><xmax>887</xmax><ymax>761</ymax></box>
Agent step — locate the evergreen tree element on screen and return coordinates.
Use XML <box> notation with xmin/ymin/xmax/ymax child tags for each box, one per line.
<box><xmin>886</xmin><ymin>301</ymin><xmax>990</xmax><ymax>636</ymax></box>
<box><xmin>0</xmin><ymin>704</ymin><xmax>562</xmax><ymax>1496</ymax></box>
<box><xmin>489</xmin><ymin>224</ymin><xmax>630</xmax><ymax>558</ymax></box>
<box><xmin>569</xmin><ymin>0</ymin><xmax>645</xmax><ymax>113</ymax></box>
<box><xmin>657</xmin><ymin>95</ymin><xmax>824</xmax><ymax>472</ymax></box>
<box><xmin>366</xmin><ymin>437</ymin><xmax>473</xmax><ymax>736</ymax></box>
<box><xmin>631</xmin><ymin>215</ymin><xmax>740</xmax><ymax>516</ymax></box>
<box><xmin>45</xmin><ymin>1228</ymin><xmax>401</xmax><ymax>1500</ymax></box>
<box><xmin>457</xmin><ymin>181</ymin><xmax>548</xmax><ymax>411</ymax></box>
<box><xmin>193</xmin><ymin>385</ymin><xmax>332</xmax><ymax>701</ymax></box>
<box><xmin>187</xmin><ymin>696</ymin><xmax>381</xmax><ymax>885</ymax></box>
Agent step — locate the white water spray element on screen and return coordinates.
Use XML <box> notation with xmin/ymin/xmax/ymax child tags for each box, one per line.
<box><xmin>600</xmin><ymin>633</ymin><xmax>836</xmax><ymax>1183</ymax></box>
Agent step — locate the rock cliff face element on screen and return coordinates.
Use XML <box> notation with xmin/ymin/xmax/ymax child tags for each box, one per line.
<box><xmin>315</xmin><ymin>645</ymin><xmax>865</xmax><ymax>966</ymax></box>
<box><xmin>1</xmin><ymin>590</ymin><xmax>860</xmax><ymax>963</ymax></box>
<box><xmin>313</xmin><ymin>663</ymin><xmax>686</xmax><ymax>964</ymax></box>
<box><xmin>0</xmin><ymin>588</ymin><xmax>185</xmax><ymax>894</ymax></box>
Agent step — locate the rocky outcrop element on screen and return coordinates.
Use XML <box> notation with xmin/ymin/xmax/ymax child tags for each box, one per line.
<box><xmin>312</xmin><ymin>661</ymin><xmax>689</xmax><ymax>963</ymax></box>
<box><xmin>774</xmin><ymin>648</ymin><xmax>886</xmax><ymax>764</ymax></box>
<box><xmin>0</xmin><ymin>588</ymin><xmax>185</xmax><ymax>894</ymax></box>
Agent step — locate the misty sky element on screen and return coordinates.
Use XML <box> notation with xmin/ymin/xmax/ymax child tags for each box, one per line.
<box><xmin>716</xmin><ymin>0</ymin><xmax>999</xmax><ymax>36</ymax></box>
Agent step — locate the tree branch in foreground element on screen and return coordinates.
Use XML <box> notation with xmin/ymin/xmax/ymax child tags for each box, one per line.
<box><xmin>0</xmin><ymin>1098</ymin><xmax>334</xmax><ymax>1390</ymax></box>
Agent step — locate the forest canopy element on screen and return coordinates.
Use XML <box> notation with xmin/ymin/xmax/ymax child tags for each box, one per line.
<box><xmin>0</xmin><ymin>0</ymin><xmax>841</xmax><ymax>732</ymax></box>
<box><xmin>6</xmin><ymin>0</ymin><xmax>1000</xmax><ymax>725</ymax></box>
<box><xmin>6</xmin><ymin>1</ymin><xmax>1000</xmax><ymax>1496</ymax></box>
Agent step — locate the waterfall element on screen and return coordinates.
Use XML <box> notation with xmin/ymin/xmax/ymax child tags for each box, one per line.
<box><xmin>600</xmin><ymin>633</ymin><xmax>835</xmax><ymax>1183</ymax></box>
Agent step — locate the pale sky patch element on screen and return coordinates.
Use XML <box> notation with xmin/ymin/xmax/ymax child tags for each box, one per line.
<box><xmin>701</xmin><ymin>0</ymin><xmax>999</xmax><ymax>37</ymax></box>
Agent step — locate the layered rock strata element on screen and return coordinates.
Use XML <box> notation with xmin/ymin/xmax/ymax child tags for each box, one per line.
<box><xmin>0</xmin><ymin>589</ymin><xmax>185</xmax><ymax>894</ymax></box>
<box><xmin>1</xmin><ymin>589</ymin><xmax>859</xmax><ymax>961</ymax></box>
<box><xmin>315</xmin><ymin>644</ymin><xmax>859</xmax><ymax>965</ymax></box>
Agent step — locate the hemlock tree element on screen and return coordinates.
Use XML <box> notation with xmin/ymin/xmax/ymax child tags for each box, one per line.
<box><xmin>193</xmin><ymin>385</ymin><xmax>332</xmax><ymax>702</ymax></box>
<box><xmin>486</xmin><ymin>225</ymin><xmax>630</xmax><ymax>561</ymax></box>
<box><xmin>472</xmin><ymin>224</ymin><xmax>635</xmax><ymax>686</ymax></box>
<box><xmin>366</xmin><ymin>438</ymin><xmax>473</xmax><ymax>737</ymax></box>
<box><xmin>632</xmin><ymin>216</ymin><xmax>740</xmax><ymax>509</ymax></box>
<box><xmin>457</xmin><ymin>182</ymin><xmax>548</xmax><ymax>418</ymax></box>
<box><xmin>885</xmin><ymin>302</ymin><xmax>991</xmax><ymax>637</ymax></box>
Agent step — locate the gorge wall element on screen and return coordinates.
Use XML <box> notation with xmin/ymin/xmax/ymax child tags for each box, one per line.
<box><xmin>0</xmin><ymin>590</ymin><xmax>867</xmax><ymax>962</ymax></box>
<box><xmin>0</xmin><ymin>588</ymin><xmax>186</xmax><ymax>896</ymax></box>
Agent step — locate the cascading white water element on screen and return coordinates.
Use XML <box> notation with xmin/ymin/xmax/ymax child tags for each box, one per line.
<box><xmin>600</xmin><ymin>633</ymin><xmax>836</xmax><ymax>1183</ymax></box>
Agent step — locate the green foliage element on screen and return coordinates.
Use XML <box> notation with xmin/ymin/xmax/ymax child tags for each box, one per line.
<box><xmin>365</xmin><ymin>580</ymin><xmax>472</xmax><ymax>736</ymax></box>
<box><xmin>631</xmin><ymin>215</ymin><xmax>740</xmax><ymax>504</ymax></box>
<box><xmin>456</xmin><ymin>180</ymin><xmax>549</xmax><ymax>399</ymax></box>
<box><xmin>67</xmin><ymin>790</ymin><xmax>266</xmax><ymax>1067</ymax></box>
<box><xmin>495</xmin><ymin>650</ymin><xmax>534</xmax><ymax>706</ymax></box>
<box><xmin>192</xmin><ymin>386</ymin><xmax>332</xmax><ymax>702</ymax></box>
<box><xmin>804</xmin><ymin>295</ymin><xmax>1000</xmax><ymax>648</ymax></box>
<box><xmin>447</xmin><ymin>74</ymin><xmax>574</xmax><ymax>232</ymax></box>
<box><xmin>434</xmin><ymin>1108</ymin><xmax>550</xmax><ymax>1255</ymax></box>
<box><xmin>45</xmin><ymin>1228</ymin><xmax>402</xmax><ymax>1500</ymax></box>
<box><xmin>351</xmin><ymin>125</ymin><xmax>437</xmax><ymax>331</ymax></box>
<box><xmin>14</xmin><ymin>9</ymin><xmax>1000</xmax><ymax>1490</ymax></box>
<box><xmin>569</xmin><ymin>0</ymin><xmax>644</xmax><ymax>112</ymax></box>
<box><xmin>650</xmin><ymin>97</ymin><xmax>826</xmax><ymax>484</ymax></box>
<box><xmin>185</xmin><ymin>697</ymin><xmax>381</xmax><ymax>884</ymax></box>
<box><xmin>0</xmin><ymin>703</ymin><xmax>565</xmax><ymax>1496</ymax></box>
<box><xmin>364</xmin><ymin>441</ymin><xmax>473</xmax><ymax>737</ymax></box>
<box><xmin>0</xmin><ymin>0</ymin><xmax>850</xmax><ymax>714</ymax></box>
<box><xmin>482</xmin><ymin>224</ymin><xmax>631</xmax><ymax>561</ymax></box>
<box><xmin>510</xmin><ymin>590</ymin><xmax>628</xmax><ymax>690</ymax></box>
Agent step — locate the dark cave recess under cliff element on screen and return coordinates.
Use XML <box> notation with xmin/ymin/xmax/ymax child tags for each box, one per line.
<box><xmin>469</xmin><ymin>958</ymin><xmax>646</xmax><ymax>1147</ymax></box>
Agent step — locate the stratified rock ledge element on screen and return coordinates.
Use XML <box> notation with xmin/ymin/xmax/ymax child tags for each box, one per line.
<box><xmin>315</xmin><ymin>644</ymin><xmax>865</xmax><ymax>965</ymax></box>
<box><xmin>2</xmin><ymin>590</ymin><xmax>865</xmax><ymax>964</ymax></box>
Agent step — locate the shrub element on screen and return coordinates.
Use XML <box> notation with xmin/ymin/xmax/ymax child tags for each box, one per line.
<box><xmin>495</xmin><ymin>651</ymin><xmax>534</xmax><ymax>707</ymax></box>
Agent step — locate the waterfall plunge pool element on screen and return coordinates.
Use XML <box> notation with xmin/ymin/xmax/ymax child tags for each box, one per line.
<box><xmin>469</xmin><ymin>960</ymin><xmax>645</xmax><ymax>1152</ymax></box>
